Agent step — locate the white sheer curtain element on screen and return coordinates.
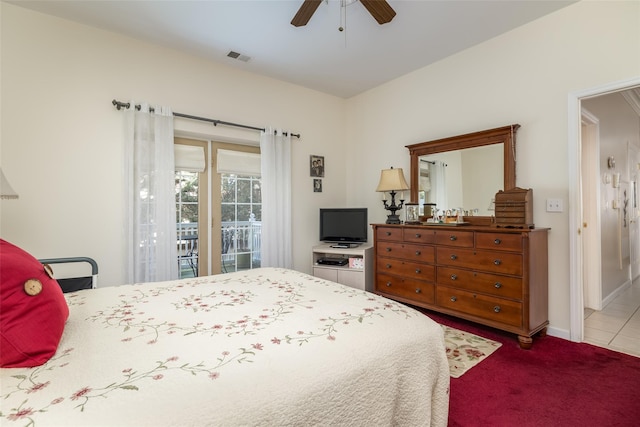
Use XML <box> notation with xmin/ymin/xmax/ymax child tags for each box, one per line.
<box><xmin>259</xmin><ymin>127</ymin><xmax>292</xmax><ymax>268</ymax></box>
<box><xmin>430</xmin><ymin>161</ymin><xmax>448</xmax><ymax>213</ymax></box>
<box><xmin>123</xmin><ymin>102</ymin><xmax>179</xmax><ymax>283</ymax></box>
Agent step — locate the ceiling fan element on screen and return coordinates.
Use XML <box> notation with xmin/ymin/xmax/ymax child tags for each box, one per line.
<box><xmin>291</xmin><ymin>0</ymin><xmax>396</xmax><ymax>27</ymax></box>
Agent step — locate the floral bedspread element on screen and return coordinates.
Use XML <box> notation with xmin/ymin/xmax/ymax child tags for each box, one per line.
<box><xmin>1</xmin><ymin>268</ymin><xmax>449</xmax><ymax>426</ymax></box>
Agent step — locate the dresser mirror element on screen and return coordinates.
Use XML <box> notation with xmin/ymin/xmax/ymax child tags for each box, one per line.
<box><xmin>406</xmin><ymin>124</ymin><xmax>519</xmax><ymax>223</ymax></box>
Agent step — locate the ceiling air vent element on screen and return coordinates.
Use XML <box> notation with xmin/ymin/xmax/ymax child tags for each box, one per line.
<box><xmin>227</xmin><ymin>51</ymin><xmax>251</xmax><ymax>63</ymax></box>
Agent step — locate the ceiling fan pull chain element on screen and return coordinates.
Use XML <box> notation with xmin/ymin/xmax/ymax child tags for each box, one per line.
<box><xmin>339</xmin><ymin>0</ymin><xmax>346</xmax><ymax>33</ymax></box>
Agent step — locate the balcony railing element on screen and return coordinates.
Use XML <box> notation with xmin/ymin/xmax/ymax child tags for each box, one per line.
<box><xmin>221</xmin><ymin>221</ymin><xmax>261</xmax><ymax>273</ymax></box>
<box><xmin>176</xmin><ymin>221</ymin><xmax>262</xmax><ymax>278</ymax></box>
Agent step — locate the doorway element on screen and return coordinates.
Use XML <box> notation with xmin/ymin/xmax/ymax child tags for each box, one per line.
<box><xmin>569</xmin><ymin>77</ymin><xmax>640</xmax><ymax>343</ymax></box>
<box><xmin>174</xmin><ymin>139</ymin><xmax>262</xmax><ymax>276</ymax></box>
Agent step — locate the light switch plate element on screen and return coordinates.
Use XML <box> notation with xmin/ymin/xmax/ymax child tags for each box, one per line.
<box><xmin>546</xmin><ymin>198</ymin><xmax>563</xmax><ymax>212</ymax></box>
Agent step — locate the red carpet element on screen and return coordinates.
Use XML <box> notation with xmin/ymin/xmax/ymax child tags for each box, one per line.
<box><xmin>421</xmin><ymin>310</ymin><xmax>640</xmax><ymax>427</ymax></box>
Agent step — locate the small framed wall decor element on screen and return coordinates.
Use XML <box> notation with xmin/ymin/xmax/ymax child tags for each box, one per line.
<box><xmin>313</xmin><ymin>179</ymin><xmax>322</xmax><ymax>192</ymax></box>
<box><xmin>310</xmin><ymin>155</ymin><xmax>325</xmax><ymax>177</ymax></box>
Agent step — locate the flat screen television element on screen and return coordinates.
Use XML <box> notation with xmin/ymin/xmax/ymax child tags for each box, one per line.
<box><xmin>319</xmin><ymin>208</ymin><xmax>368</xmax><ymax>244</ymax></box>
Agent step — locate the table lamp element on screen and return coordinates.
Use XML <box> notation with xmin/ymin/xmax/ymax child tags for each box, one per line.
<box><xmin>376</xmin><ymin>167</ymin><xmax>409</xmax><ymax>224</ymax></box>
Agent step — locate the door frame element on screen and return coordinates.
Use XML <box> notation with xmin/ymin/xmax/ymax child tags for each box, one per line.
<box><xmin>568</xmin><ymin>76</ymin><xmax>640</xmax><ymax>342</ymax></box>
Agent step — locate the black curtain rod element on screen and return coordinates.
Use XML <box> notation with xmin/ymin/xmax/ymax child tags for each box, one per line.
<box><xmin>112</xmin><ymin>100</ymin><xmax>300</xmax><ymax>139</ymax></box>
<box><xmin>420</xmin><ymin>159</ymin><xmax>447</xmax><ymax>166</ymax></box>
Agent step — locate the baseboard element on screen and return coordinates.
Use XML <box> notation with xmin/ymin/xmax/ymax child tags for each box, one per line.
<box><xmin>547</xmin><ymin>325</ymin><xmax>570</xmax><ymax>340</ymax></box>
<box><xmin>602</xmin><ymin>279</ymin><xmax>632</xmax><ymax>308</ymax></box>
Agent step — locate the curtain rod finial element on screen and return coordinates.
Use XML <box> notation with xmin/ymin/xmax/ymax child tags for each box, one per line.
<box><xmin>112</xmin><ymin>99</ymin><xmax>131</xmax><ymax>110</ymax></box>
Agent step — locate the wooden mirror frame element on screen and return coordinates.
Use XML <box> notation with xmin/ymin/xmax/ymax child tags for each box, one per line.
<box><xmin>406</xmin><ymin>124</ymin><xmax>520</xmax><ymax>224</ymax></box>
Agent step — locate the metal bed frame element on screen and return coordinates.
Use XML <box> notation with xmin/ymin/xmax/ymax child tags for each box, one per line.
<box><xmin>38</xmin><ymin>257</ymin><xmax>98</xmax><ymax>293</ymax></box>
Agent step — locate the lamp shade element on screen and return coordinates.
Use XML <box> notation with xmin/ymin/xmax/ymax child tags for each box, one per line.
<box><xmin>0</xmin><ymin>169</ymin><xmax>19</xmax><ymax>200</ymax></box>
<box><xmin>376</xmin><ymin>167</ymin><xmax>409</xmax><ymax>192</ymax></box>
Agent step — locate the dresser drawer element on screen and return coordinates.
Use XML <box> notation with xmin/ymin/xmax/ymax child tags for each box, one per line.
<box><xmin>434</xmin><ymin>230</ymin><xmax>474</xmax><ymax>247</ymax></box>
<box><xmin>436</xmin><ymin>286</ymin><xmax>522</xmax><ymax>328</ymax></box>
<box><xmin>376</xmin><ymin>226</ymin><xmax>403</xmax><ymax>242</ymax></box>
<box><xmin>377</xmin><ymin>257</ymin><xmax>435</xmax><ymax>282</ymax></box>
<box><xmin>376</xmin><ymin>273</ymin><xmax>435</xmax><ymax>304</ymax></box>
<box><xmin>376</xmin><ymin>242</ymin><xmax>435</xmax><ymax>263</ymax></box>
<box><xmin>476</xmin><ymin>232</ymin><xmax>523</xmax><ymax>252</ymax></box>
<box><xmin>436</xmin><ymin>248</ymin><xmax>523</xmax><ymax>275</ymax></box>
<box><xmin>402</xmin><ymin>227</ymin><xmax>435</xmax><ymax>244</ymax></box>
<box><xmin>437</xmin><ymin>267</ymin><xmax>522</xmax><ymax>300</ymax></box>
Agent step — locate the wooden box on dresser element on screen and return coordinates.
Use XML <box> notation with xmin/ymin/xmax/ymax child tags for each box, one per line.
<box><xmin>372</xmin><ymin>224</ymin><xmax>549</xmax><ymax>349</ymax></box>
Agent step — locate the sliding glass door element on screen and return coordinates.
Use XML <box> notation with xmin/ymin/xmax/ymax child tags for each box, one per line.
<box><xmin>175</xmin><ymin>138</ymin><xmax>208</xmax><ymax>278</ymax></box>
<box><xmin>214</xmin><ymin>142</ymin><xmax>261</xmax><ymax>274</ymax></box>
<box><xmin>220</xmin><ymin>173</ymin><xmax>261</xmax><ymax>273</ymax></box>
<box><xmin>174</xmin><ymin>139</ymin><xmax>261</xmax><ymax>277</ymax></box>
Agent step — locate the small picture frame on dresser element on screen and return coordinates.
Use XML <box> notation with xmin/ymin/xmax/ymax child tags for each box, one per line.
<box><xmin>404</xmin><ymin>203</ymin><xmax>421</xmax><ymax>224</ymax></box>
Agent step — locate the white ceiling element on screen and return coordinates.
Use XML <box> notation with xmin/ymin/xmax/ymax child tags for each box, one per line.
<box><xmin>7</xmin><ymin>0</ymin><xmax>575</xmax><ymax>98</ymax></box>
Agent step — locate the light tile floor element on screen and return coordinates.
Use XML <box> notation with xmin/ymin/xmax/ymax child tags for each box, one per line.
<box><xmin>584</xmin><ymin>279</ymin><xmax>640</xmax><ymax>357</ymax></box>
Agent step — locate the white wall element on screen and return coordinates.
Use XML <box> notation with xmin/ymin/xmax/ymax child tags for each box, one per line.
<box><xmin>345</xmin><ymin>1</ymin><xmax>640</xmax><ymax>335</ymax></box>
<box><xmin>2</xmin><ymin>1</ymin><xmax>640</xmax><ymax>336</ymax></box>
<box><xmin>0</xmin><ymin>3</ymin><xmax>347</xmax><ymax>285</ymax></box>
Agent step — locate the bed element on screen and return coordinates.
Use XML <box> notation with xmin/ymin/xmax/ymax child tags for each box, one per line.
<box><xmin>1</xmin><ymin>267</ymin><xmax>449</xmax><ymax>426</ymax></box>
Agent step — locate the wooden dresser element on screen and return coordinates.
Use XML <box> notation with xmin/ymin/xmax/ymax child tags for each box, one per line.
<box><xmin>372</xmin><ymin>224</ymin><xmax>549</xmax><ymax>349</ymax></box>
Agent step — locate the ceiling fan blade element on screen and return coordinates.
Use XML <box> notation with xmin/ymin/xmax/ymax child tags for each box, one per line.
<box><xmin>291</xmin><ymin>0</ymin><xmax>323</xmax><ymax>27</ymax></box>
<box><xmin>360</xmin><ymin>0</ymin><xmax>396</xmax><ymax>25</ymax></box>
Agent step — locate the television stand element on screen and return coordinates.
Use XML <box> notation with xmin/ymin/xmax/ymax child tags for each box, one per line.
<box><xmin>312</xmin><ymin>243</ymin><xmax>373</xmax><ymax>291</ymax></box>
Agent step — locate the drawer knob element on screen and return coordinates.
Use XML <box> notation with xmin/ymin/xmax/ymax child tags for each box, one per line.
<box><xmin>386</xmin><ymin>247</ymin><xmax>391</xmax><ymax>252</ymax></box>
<box><xmin>494</xmin><ymin>238</ymin><xmax>502</xmax><ymax>245</ymax></box>
<box><xmin>386</xmin><ymin>264</ymin><xmax>392</xmax><ymax>269</ymax></box>
<box><xmin>415</xmin><ymin>250</ymin><xmax>421</xmax><ymax>256</ymax></box>
<box><xmin>494</xmin><ymin>306</ymin><xmax>501</xmax><ymax>313</ymax></box>
<box><xmin>386</xmin><ymin>282</ymin><xmax>392</xmax><ymax>287</ymax></box>
<box><xmin>450</xmin><ymin>254</ymin><xmax>458</xmax><ymax>260</ymax></box>
<box><xmin>415</xmin><ymin>233</ymin><xmax>421</xmax><ymax>238</ymax></box>
<box><xmin>450</xmin><ymin>296</ymin><xmax>457</xmax><ymax>302</ymax></box>
<box><xmin>415</xmin><ymin>268</ymin><xmax>421</xmax><ymax>274</ymax></box>
<box><xmin>386</xmin><ymin>231</ymin><xmax>391</xmax><ymax>236</ymax></box>
<box><xmin>494</xmin><ymin>259</ymin><xmax>502</xmax><ymax>265</ymax></box>
<box><xmin>449</xmin><ymin>235</ymin><xmax>457</xmax><ymax>241</ymax></box>
<box><xmin>415</xmin><ymin>288</ymin><xmax>421</xmax><ymax>294</ymax></box>
<box><xmin>450</xmin><ymin>274</ymin><xmax>457</xmax><ymax>280</ymax></box>
<box><xmin>494</xmin><ymin>282</ymin><xmax>503</xmax><ymax>289</ymax></box>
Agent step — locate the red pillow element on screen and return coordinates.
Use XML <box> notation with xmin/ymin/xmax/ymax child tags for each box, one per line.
<box><xmin>0</xmin><ymin>239</ymin><xmax>69</xmax><ymax>367</ymax></box>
